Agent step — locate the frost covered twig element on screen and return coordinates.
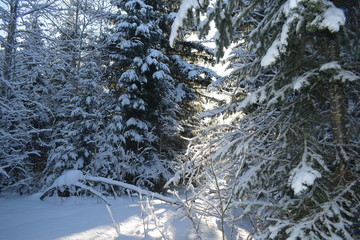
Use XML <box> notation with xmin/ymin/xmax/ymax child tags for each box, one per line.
<box><xmin>106</xmin><ymin>204</ymin><xmax>121</xmax><ymax>236</ymax></box>
<box><xmin>140</xmin><ymin>196</ymin><xmax>170</xmax><ymax>240</ymax></box>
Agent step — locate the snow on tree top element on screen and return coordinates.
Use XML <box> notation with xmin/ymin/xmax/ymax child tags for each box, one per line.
<box><xmin>318</xmin><ymin>6</ymin><xmax>346</xmax><ymax>33</ymax></box>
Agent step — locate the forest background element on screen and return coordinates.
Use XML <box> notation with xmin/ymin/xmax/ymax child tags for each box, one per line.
<box><xmin>1</xmin><ymin>0</ymin><xmax>359</xmax><ymax>239</ymax></box>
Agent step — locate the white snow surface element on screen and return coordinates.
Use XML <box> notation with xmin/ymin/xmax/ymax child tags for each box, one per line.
<box><xmin>0</xmin><ymin>195</ymin><xmax>246</xmax><ymax>240</ymax></box>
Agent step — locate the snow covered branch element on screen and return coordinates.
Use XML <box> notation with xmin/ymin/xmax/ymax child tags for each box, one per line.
<box><xmin>84</xmin><ymin>175</ymin><xmax>178</xmax><ymax>204</ymax></box>
<box><xmin>39</xmin><ymin>170</ymin><xmax>178</xmax><ymax>205</ymax></box>
<box><xmin>169</xmin><ymin>0</ymin><xmax>203</xmax><ymax>47</ymax></box>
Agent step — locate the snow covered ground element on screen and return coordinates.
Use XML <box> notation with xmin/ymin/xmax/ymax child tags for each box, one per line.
<box><xmin>0</xmin><ymin>195</ymin><xmax>233</xmax><ymax>240</ymax></box>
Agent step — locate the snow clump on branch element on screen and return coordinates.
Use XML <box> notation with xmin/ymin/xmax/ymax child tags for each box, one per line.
<box><xmin>52</xmin><ymin>170</ymin><xmax>85</xmax><ymax>187</ymax></box>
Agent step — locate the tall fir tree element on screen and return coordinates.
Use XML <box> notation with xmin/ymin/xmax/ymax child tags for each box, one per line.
<box><xmin>107</xmin><ymin>0</ymin><xmax>178</xmax><ymax>189</ymax></box>
<box><xmin>170</xmin><ymin>0</ymin><xmax>360</xmax><ymax>239</ymax></box>
<box><xmin>106</xmin><ymin>0</ymin><xmax>217</xmax><ymax>190</ymax></box>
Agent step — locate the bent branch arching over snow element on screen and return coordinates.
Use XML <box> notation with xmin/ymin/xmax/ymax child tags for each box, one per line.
<box><xmin>39</xmin><ymin>170</ymin><xmax>178</xmax><ymax>205</ymax></box>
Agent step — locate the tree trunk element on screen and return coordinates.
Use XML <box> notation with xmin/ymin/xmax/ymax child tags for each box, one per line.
<box><xmin>327</xmin><ymin>35</ymin><xmax>347</xmax><ymax>144</ymax></box>
<box><xmin>329</xmin><ymin>82</ymin><xmax>347</xmax><ymax>144</ymax></box>
<box><xmin>3</xmin><ymin>0</ymin><xmax>19</xmax><ymax>82</ymax></box>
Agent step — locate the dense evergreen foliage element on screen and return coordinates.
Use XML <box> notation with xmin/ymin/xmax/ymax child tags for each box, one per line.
<box><xmin>169</xmin><ymin>0</ymin><xmax>360</xmax><ymax>239</ymax></box>
<box><xmin>0</xmin><ymin>0</ymin><xmax>215</xmax><ymax>193</ymax></box>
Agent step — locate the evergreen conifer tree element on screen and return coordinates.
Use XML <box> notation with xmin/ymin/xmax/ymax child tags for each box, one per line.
<box><xmin>170</xmin><ymin>0</ymin><xmax>360</xmax><ymax>239</ymax></box>
<box><xmin>106</xmin><ymin>0</ymin><xmax>217</xmax><ymax>190</ymax></box>
<box><xmin>107</xmin><ymin>0</ymin><xmax>177</xmax><ymax>188</ymax></box>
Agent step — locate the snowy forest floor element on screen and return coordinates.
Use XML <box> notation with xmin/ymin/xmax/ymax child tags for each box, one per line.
<box><xmin>0</xmin><ymin>194</ymin><xmax>251</xmax><ymax>240</ymax></box>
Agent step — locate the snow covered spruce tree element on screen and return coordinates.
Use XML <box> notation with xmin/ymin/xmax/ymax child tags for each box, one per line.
<box><xmin>105</xmin><ymin>0</ymin><xmax>217</xmax><ymax>190</ymax></box>
<box><xmin>170</xmin><ymin>0</ymin><xmax>360</xmax><ymax>239</ymax></box>
<box><xmin>106</xmin><ymin>0</ymin><xmax>182</xmax><ymax>189</ymax></box>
